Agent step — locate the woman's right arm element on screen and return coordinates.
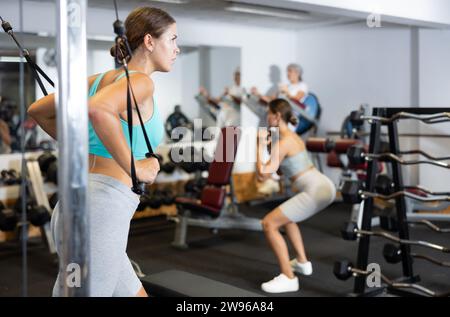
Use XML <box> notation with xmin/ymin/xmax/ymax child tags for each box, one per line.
<box><xmin>27</xmin><ymin>93</ymin><xmax>57</xmax><ymax>139</ymax></box>
<box><xmin>27</xmin><ymin>75</ymin><xmax>99</xmax><ymax>140</ymax></box>
<box><xmin>87</xmin><ymin>74</ymin><xmax>159</xmax><ymax>182</ymax></box>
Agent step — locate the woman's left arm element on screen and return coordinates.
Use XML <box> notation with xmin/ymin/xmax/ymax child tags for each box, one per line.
<box><xmin>257</xmin><ymin>131</ymin><xmax>288</xmax><ymax>176</ymax></box>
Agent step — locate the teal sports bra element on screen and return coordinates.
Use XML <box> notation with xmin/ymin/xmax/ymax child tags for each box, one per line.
<box><xmin>279</xmin><ymin>150</ymin><xmax>314</xmax><ymax>178</ymax></box>
<box><xmin>88</xmin><ymin>71</ymin><xmax>164</xmax><ymax>160</ymax></box>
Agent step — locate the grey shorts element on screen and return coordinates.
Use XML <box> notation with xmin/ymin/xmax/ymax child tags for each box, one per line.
<box><xmin>50</xmin><ymin>173</ymin><xmax>141</xmax><ymax>297</ymax></box>
<box><xmin>279</xmin><ymin>169</ymin><xmax>336</xmax><ymax>223</ymax></box>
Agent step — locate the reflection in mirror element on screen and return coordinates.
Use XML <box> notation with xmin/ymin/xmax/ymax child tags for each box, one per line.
<box><xmin>0</xmin><ymin>32</ymin><xmax>242</xmax><ymax>151</ymax></box>
<box><xmin>154</xmin><ymin>45</ymin><xmax>241</xmax><ymax>144</ymax></box>
<box><xmin>0</xmin><ymin>49</ymin><xmax>37</xmax><ymax>153</ymax></box>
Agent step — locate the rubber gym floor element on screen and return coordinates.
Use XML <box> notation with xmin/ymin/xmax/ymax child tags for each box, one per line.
<box><xmin>1</xmin><ymin>201</ymin><xmax>449</xmax><ymax>297</ymax></box>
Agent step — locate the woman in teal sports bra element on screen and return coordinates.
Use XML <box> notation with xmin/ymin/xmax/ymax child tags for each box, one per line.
<box><xmin>28</xmin><ymin>6</ymin><xmax>179</xmax><ymax>297</ymax></box>
<box><xmin>256</xmin><ymin>99</ymin><xmax>336</xmax><ymax>294</ymax></box>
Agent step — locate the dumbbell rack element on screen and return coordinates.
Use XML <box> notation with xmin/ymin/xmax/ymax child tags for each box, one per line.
<box><xmin>353</xmin><ymin>107</ymin><xmax>450</xmax><ymax>297</ymax></box>
<box><xmin>24</xmin><ymin>160</ymin><xmax>56</xmax><ymax>254</ymax></box>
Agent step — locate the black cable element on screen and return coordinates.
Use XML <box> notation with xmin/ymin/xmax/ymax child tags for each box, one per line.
<box><xmin>112</xmin><ymin>0</ymin><xmax>159</xmax><ymax>195</ymax></box>
<box><xmin>1</xmin><ymin>14</ymin><xmax>54</xmax><ymax>96</ymax></box>
<box><xmin>113</xmin><ymin>0</ymin><xmax>119</xmax><ymax>20</ymax></box>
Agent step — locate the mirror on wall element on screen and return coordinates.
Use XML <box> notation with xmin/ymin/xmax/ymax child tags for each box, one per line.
<box><xmin>0</xmin><ymin>33</ymin><xmax>242</xmax><ymax>152</ymax></box>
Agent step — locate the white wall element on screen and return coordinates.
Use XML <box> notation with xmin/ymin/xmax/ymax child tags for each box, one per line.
<box><xmin>296</xmin><ymin>23</ymin><xmax>417</xmax><ymax>184</ymax></box>
<box><xmin>152</xmin><ymin>58</ymin><xmax>183</xmax><ymax>141</ymax></box>
<box><xmin>180</xmin><ymin>49</ymin><xmax>200</xmax><ymax>121</ymax></box>
<box><xmin>297</xmin><ymin>23</ymin><xmax>412</xmax><ymax>132</ymax></box>
<box><xmin>175</xmin><ymin>17</ymin><xmax>298</xmax><ymax>95</ymax></box>
<box><xmin>209</xmin><ymin>46</ymin><xmax>241</xmax><ymax>97</ymax></box>
<box><xmin>87</xmin><ymin>49</ymin><xmax>114</xmax><ymax>76</ymax></box>
<box><xmin>418</xmin><ymin>29</ymin><xmax>450</xmax><ymax>191</ymax></box>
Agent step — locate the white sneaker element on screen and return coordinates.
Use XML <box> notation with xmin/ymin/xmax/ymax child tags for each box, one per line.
<box><xmin>290</xmin><ymin>259</ymin><xmax>313</xmax><ymax>276</ymax></box>
<box><xmin>261</xmin><ymin>274</ymin><xmax>299</xmax><ymax>293</ymax></box>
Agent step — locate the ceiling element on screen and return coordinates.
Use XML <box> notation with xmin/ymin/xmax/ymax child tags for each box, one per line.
<box><xmin>26</xmin><ymin>0</ymin><xmax>361</xmax><ymax>30</ymax></box>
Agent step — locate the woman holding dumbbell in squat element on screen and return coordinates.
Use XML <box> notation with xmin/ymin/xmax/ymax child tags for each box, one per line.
<box><xmin>256</xmin><ymin>98</ymin><xmax>336</xmax><ymax>293</ymax></box>
<box><xmin>28</xmin><ymin>6</ymin><xmax>180</xmax><ymax>297</ymax></box>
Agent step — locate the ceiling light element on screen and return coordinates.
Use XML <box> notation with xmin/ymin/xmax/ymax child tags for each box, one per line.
<box><xmin>147</xmin><ymin>0</ymin><xmax>190</xmax><ymax>4</ymax></box>
<box><xmin>0</xmin><ymin>56</ymin><xmax>26</xmax><ymax>63</ymax></box>
<box><xmin>225</xmin><ymin>3</ymin><xmax>311</xmax><ymax>21</ymax></box>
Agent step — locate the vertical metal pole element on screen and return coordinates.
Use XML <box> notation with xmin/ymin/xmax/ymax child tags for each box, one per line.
<box><xmin>56</xmin><ymin>0</ymin><xmax>89</xmax><ymax>296</ymax></box>
<box><xmin>353</xmin><ymin>108</ymin><xmax>382</xmax><ymax>294</ymax></box>
<box><xmin>18</xmin><ymin>0</ymin><xmax>28</xmax><ymax>298</ymax></box>
<box><xmin>387</xmin><ymin>120</ymin><xmax>414</xmax><ymax>279</ymax></box>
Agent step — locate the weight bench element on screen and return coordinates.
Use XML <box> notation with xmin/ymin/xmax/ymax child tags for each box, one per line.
<box><xmin>172</xmin><ymin>126</ymin><xmax>263</xmax><ymax>249</ymax></box>
<box><xmin>141</xmin><ymin>270</ymin><xmax>263</xmax><ymax>297</ymax></box>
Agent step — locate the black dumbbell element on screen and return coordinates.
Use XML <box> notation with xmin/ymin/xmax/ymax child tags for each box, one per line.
<box><xmin>28</xmin><ymin>205</ymin><xmax>51</xmax><ymax>226</ymax></box>
<box><xmin>14</xmin><ymin>197</ymin><xmax>34</xmax><ymax>214</ymax></box>
<box><xmin>0</xmin><ymin>202</ymin><xmax>18</xmax><ymax>232</ymax></box>
<box><xmin>340</xmin><ymin>221</ymin><xmax>358</xmax><ymax>241</ymax></box>
<box><xmin>383</xmin><ymin>243</ymin><xmax>402</xmax><ymax>264</ymax></box>
<box><xmin>1</xmin><ymin>170</ymin><xmax>14</xmax><ymax>185</ymax></box>
<box><xmin>38</xmin><ymin>152</ymin><xmax>57</xmax><ymax>174</ymax></box>
<box><xmin>136</xmin><ymin>194</ymin><xmax>150</xmax><ymax>212</ymax></box>
<box><xmin>184</xmin><ymin>178</ymin><xmax>207</xmax><ymax>197</ymax></box>
<box><xmin>49</xmin><ymin>192</ymin><xmax>58</xmax><ymax>209</ymax></box>
<box><xmin>7</xmin><ymin>170</ymin><xmax>21</xmax><ymax>185</ymax></box>
<box><xmin>341</xmin><ymin>176</ymin><xmax>393</xmax><ymax>204</ymax></box>
<box><xmin>1</xmin><ymin>169</ymin><xmax>21</xmax><ymax>185</ymax></box>
<box><xmin>46</xmin><ymin>161</ymin><xmax>58</xmax><ymax>184</ymax></box>
<box><xmin>179</xmin><ymin>162</ymin><xmax>195</xmax><ymax>173</ymax></box>
<box><xmin>375</xmin><ymin>174</ymin><xmax>394</xmax><ymax>196</ymax></box>
<box><xmin>160</xmin><ymin>188</ymin><xmax>175</xmax><ymax>206</ymax></box>
<box><xmin>184</xmin><ymin>179</ymin><xmax>197</xmax><ymax>193</ymax></box>
<box><xmin>347</xmin><ymin>145</ymin><xmax>366</xmax><ymax>165</ymax></box>
<box><xmin>333</xmin><ymin>260</ymin><xmax>354</xmax><ymax>280</ymax></box>
<box><xmin>341</xmin><ymin>180</ymin><xmax>364</xmax><ymax>204</ymax></box>
<box><xmin>149</xmin><ymin>190</ymin><xmax>164</xmax><ymax>209</ymax></box>
<box><xmin>161</xmin><ymin>161</ymin><xmax>176</xmax><ymax>174</ymax></box>
<box><xmin>198</xmin><ymin>177</ymin><xmax>208</xmax><ymax>189</ymax></box>
<box><xmin>181</xmin><ymin>146</ymin><xmax>205</xmax><ymax>173</ymax></box>
<box><xmin>349</xmin><ymin>110</ymin><xmax>364</xmax><ymax>127</ymax></box>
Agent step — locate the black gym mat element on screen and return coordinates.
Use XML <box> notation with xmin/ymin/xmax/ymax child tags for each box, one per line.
<box><xmin>141</xmin><ymin>270</ymin><xmax>264</xmax><ymax>297</ymax></box>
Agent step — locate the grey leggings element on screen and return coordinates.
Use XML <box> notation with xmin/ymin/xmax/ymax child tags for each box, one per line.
<box><xmin>51</xmin><ymin>173</ymin><xmax>142</xmax><ymax>297</ymax></box>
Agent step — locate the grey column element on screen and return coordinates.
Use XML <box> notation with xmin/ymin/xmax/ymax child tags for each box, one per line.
<box><xmin>56</xmin><ymin>0</ymin><xmax>89</xmax><ymax>297</ymax></box>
